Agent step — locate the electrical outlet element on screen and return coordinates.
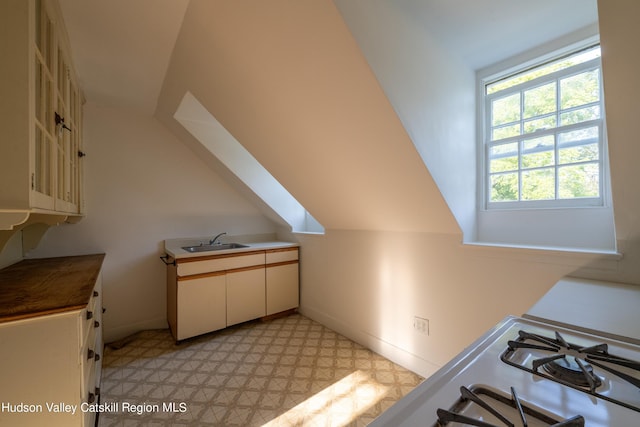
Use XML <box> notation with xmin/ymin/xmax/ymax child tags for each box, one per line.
<box><xmin>413</xmin><ymin>316</ymin><xmax>429</xmax><ymax>335</ymax></box>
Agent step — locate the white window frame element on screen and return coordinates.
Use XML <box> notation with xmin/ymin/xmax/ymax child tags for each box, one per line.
<box><xmin>479</xmin><ymin>42</ymin><xmax>608</xmax><ymax>211</ymax></box>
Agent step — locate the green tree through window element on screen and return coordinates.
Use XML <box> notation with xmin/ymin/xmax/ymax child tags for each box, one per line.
<box><xmin>484</xmin><ymin>45</ymin><xmax>604</xmax><ymax>207</ymax></box>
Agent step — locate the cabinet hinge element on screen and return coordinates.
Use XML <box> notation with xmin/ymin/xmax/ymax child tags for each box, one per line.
<box><xmin>31</xmin><ymin>173</ymin><xmax>35</xmax><ymax>190</ymax></box>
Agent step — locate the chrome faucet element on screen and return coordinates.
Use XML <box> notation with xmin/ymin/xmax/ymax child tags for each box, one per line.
<box><xmin>209</xmin><ymin>232</ymin><xmax>227</xmax><ymax>245</ymax></box>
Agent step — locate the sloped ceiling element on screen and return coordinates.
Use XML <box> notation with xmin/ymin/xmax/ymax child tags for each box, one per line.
<box><xmin>155</xmin><ymin>0</ymin><xmax>459</xmax><ymax>233</ymax></box>
<box><xmin>378</xmin><ymin>0</ymin><xmax>598</xmax><ymax>70</ymax></box>
<box><xmin>597</xmin><ymin>0</ymin><xmax>640</xmax><ymax>243</ymax></box>
<box><xmin>59</xmin><ymin>0</ymin><xmax>597</xmax><ymax>114</ymax></box>
<box><xmin>59</xmin><ymin>0</ymin><xmax>189</xmax><ymax>113</ymax></box>
<box><xmin>59</xmin><ymin>0</ymin><xmax>598</xmax><ymax>234</ymax></box>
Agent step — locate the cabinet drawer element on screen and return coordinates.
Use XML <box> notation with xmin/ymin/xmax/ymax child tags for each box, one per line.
<box><xmin>81</xmin><ymin>336</ymin><xmax>100</xmax><ymax>394</ymax></box>
<box><xmin>81</xmin><ymin>278</ymin><xmax>102</xmax><ymax>344</ymax></box>
<box><xmin>177</xmin><ymin>252</ymin><xmax>265</xmax><ymax>277</ymax></box>
<box><xmin>81</xmin><ymin>315</ymin><xmax>98</xmax><ymax>359</ymax></box>
<box><xmin>266</xmin><ymin>248</ymin><xmax>298</xmax><ymax>264</ymax></box>
<box><xmin>81</xmin><ymin>353</ymin><xmax>96</xmax><ymax>402</ymax></box>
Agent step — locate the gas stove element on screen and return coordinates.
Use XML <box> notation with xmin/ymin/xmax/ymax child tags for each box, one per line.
<box><xmin>502</xmin><ymin>328</ymin><xmax>640</xmax><ymax>413</ymax></box>
<box><xmin>435</xmin><ymin>385</ymin><xmax>585</xmax><ymax>426</ymax></box>
<box><xmin>370</xmin><ymin>316</ymin><xmax>640</xmax><ymax>426</ymax></box>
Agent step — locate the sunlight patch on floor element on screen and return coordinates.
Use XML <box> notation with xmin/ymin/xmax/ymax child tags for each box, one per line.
<box><xmin>262</xmin><ymin>370</ymin><xmax>389</xmax><ymax>427</ymax></box>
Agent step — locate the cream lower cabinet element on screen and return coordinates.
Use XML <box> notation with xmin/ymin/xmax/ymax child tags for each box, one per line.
<box><xmin>176</xmin><ymin>273</ymin><xmax>226</xmax><ymax>341</ymax></box>
<box><xmin>167</xmin><ymin>246</ymin><xmax>299</xmax><ymax>341</ymax></box>
<box><xmin>0</xmin><ymin>273</ymin><xmax>103</xmax><ymax>427</ymax></box>
<box><xmin>266</xmin><ymin>248</ymin><xmax>299</xmax><ymax>315</ymax></box>
<box><xmin>226</xmin><ymin>266</ymin><xmax>266</xmax><ymax>327</ymax></box>
<box><xmin>168</xmin><ymin>251</ymin><xmax>267</xmax><ymax>341</ymax></box>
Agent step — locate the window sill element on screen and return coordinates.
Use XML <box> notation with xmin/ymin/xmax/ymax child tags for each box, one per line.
<box><xmin>461</xmin><ymin>240</ymin><xmax>622</xmax><ymax>270</ymax></box>
<box><xmin>292</xmin><ymin>230</ymin><xmax>325</xmax><ymax>236</ymax></box>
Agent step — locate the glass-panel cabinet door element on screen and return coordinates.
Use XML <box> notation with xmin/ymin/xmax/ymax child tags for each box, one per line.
<box><xmin>69</xmin><ymin>81</ymin><xmax>80</xmax><ymax>208</ymax></box>
<box><xmin>32</xmin><ymin>0</ymin><xmax>55</xmax><ymax>208</ymax></box>
<box><xmin>74</xmin><ymin>89</ymin><xmax>84</xmax><ymax>214</ymax></box>
<box><xmin>55</xmin><ymin>46</ymin><xmax>78</xmax><ymax>213</ymax></box>
<box><xmin>56</xmin><ymin>96</ymin><xmax>66</xmax><ymax>203</ymax></box>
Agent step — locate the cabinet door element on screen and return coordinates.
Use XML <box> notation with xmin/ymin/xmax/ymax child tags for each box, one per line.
<box><xmin>266</xmin><ymin>263</ymin><xmax>299</xmax><ymax>315</ymax></box>
<box><xmin>69</xmin><ymin>80</ymin><xmax>82</xmax><ymax>213</ymax></box>
<box><xmin>31</xmin><ymin>0</ymin><xmax>56</xmax><ymax>210</ymax></box>
<box><xmin>226</xmin><ymin>267</ymin><xmax>265</xmax><ymax>326</ymax></box>
<box><xmin>177</xmin><ymin>274</ymin><xmax>226</xmax><ymax>340</ymax></box>
<box><xmin>0</xmin><ymin>312</ymin><xmax>81</xmax><ymax>427</ymax></box>
<box><xmin>53</xmin><ymin>46</ymin><xmax>80</xmax><ymax>213</ymax></box>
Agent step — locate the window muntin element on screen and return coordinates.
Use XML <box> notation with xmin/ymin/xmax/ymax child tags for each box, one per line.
<box><xmin>484</xmin><ymin>45</ymin><xmax>605</xmax><ymax>208</ymax></box>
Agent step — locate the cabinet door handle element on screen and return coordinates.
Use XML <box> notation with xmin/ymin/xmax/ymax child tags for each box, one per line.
<box><xmin>87</xmin><ymin>392</ymin><xmax>95</xmax><ymax>404</ymax></box>
<box><xmin>86</xmin><ymin>311</ymin><xmax>93</xmax><ymax>320</ymax></box>
<box><xmin>94</xmin><ymin>320</ymin><xmax>100</xmax><ymax>328</ymax></box>
<box><xmin>95</xmin><ymin>353</ymin><xmax>101</xmax><ymax>362</ymax></box>
<box><xmin>88</xmin><ymin>349</ymin><xmax>95</xmax><ymax>360</ymax></box>
<box><xmin>93</xmin><ymin>290</ymin><xmax>99</xmax><ymax>297</ymax></box>
<box><xmin>95</xmin><ymin>387</ymin><xmax>101</xmax><ymax>396</ymax></box>
<box><xmin>102</xmin><ymin>307</ymin><xmax>106</xmax><ymax>314</ymax></box>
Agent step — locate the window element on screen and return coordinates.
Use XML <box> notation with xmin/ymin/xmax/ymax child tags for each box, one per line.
<box><xmin>483</xmin><ymin>45</ymin><xmax>605</xmax><ymax>209</ymax></box>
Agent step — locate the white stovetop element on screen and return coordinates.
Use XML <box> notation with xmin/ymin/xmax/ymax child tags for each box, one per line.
<box><xmin>370</xmin><ymin>316</ymin><xmax>639</xmax><ymax>427</ymax></box>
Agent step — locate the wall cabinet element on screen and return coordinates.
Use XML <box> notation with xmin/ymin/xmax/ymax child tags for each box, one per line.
<box><xmin>0</xmin><ymin>254</ymin><xmax>105</xmax><ymax>427</ymax></box>
<box><xmin>167</xmin><ymin>246</ymin><xmax>299</xmax><ymax>341</ymax></box>
<box><xmin>0</xmin><ymin>0</ymin><xmax>84</xmax><ymax>233</ymax></box>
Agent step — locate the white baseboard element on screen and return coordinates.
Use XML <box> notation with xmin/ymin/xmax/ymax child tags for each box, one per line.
<box><xmin>299</xmin><ymin>305</ymin><xmax>441</xmax><ymax>379</ymax></box>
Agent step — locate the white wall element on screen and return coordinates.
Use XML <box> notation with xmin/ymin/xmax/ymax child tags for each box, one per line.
<box><xmin>335</xmin><ymin>1</ymin><xmax>618</xmax><ymax>252</ymax></box>
<box><xmin>173</xmin><ymin>92</ymin><xmax>322</xmax><ymax>233</ymax></box>
<box><xmin>152</xmin><ymin>0</ymin><xmax>640</xmax><ymax>379</ymax></box>
<box><xmin>297</xmin><ymin>230</ymin><xmax>585</xmax><ymax>378</ymax></box>
<box><xmin>598</xmin><ymin>0</ymin><xmax>640</xmax><ymax>282</ymax></box>
<box><xmin>292</xmin><ymin>0</ymin><xmax>640</xmax><ymax>378</ymax></box>
<box><xmin>0</xmin><ymin>232</ymin><xmax>23</xmax><ymax>269</ymax></box>
<box><xmin>477</xmin><ymin>207</ymin><xmax>617</xmax><ymax>251</ymax></box>
<box><xmin>156</xmin><ymin>0</ymin><xmax>459</xmax><ymax>235</ymax></box>
<box><xmin>27</xmin><ymin>103</ymin><xmax>278</xmax><ymax>342</ymax></box>
<box><xmin>11</xmin><ymin>0</ymin><xmax>639</xmax><ymax>381</ymax></box>
<box><xmin>334</xmin><ymin>0</ymin><xmax>477</xmax><ymax>238</ymax></box>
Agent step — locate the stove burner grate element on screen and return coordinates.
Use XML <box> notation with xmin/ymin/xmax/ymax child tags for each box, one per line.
<box><xmin>435</xmin><ymin>386</ymin><xmax>584</xmax><ymax>427</ymax></box>
<box><xmin>501</xmin><ymin>329</ymin><xmax>640</xmax><ymax>412</ymax></box>
<box><xmin>541</xmin><ymin>356</ymin><xmax>601</xmax><ymax>389</ymax></box>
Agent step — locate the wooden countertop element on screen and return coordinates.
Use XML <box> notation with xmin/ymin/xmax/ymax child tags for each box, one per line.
<box><xmin>0</xmin><ymin>254</ymin><xmax>105</xmax><ymax>323</ymax></box>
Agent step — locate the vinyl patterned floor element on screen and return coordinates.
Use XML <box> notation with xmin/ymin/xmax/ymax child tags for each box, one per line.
<box><xmin>97</xmin><ymin>313</ymin><xmax>423</xmax><ymax>426</ymax></box>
